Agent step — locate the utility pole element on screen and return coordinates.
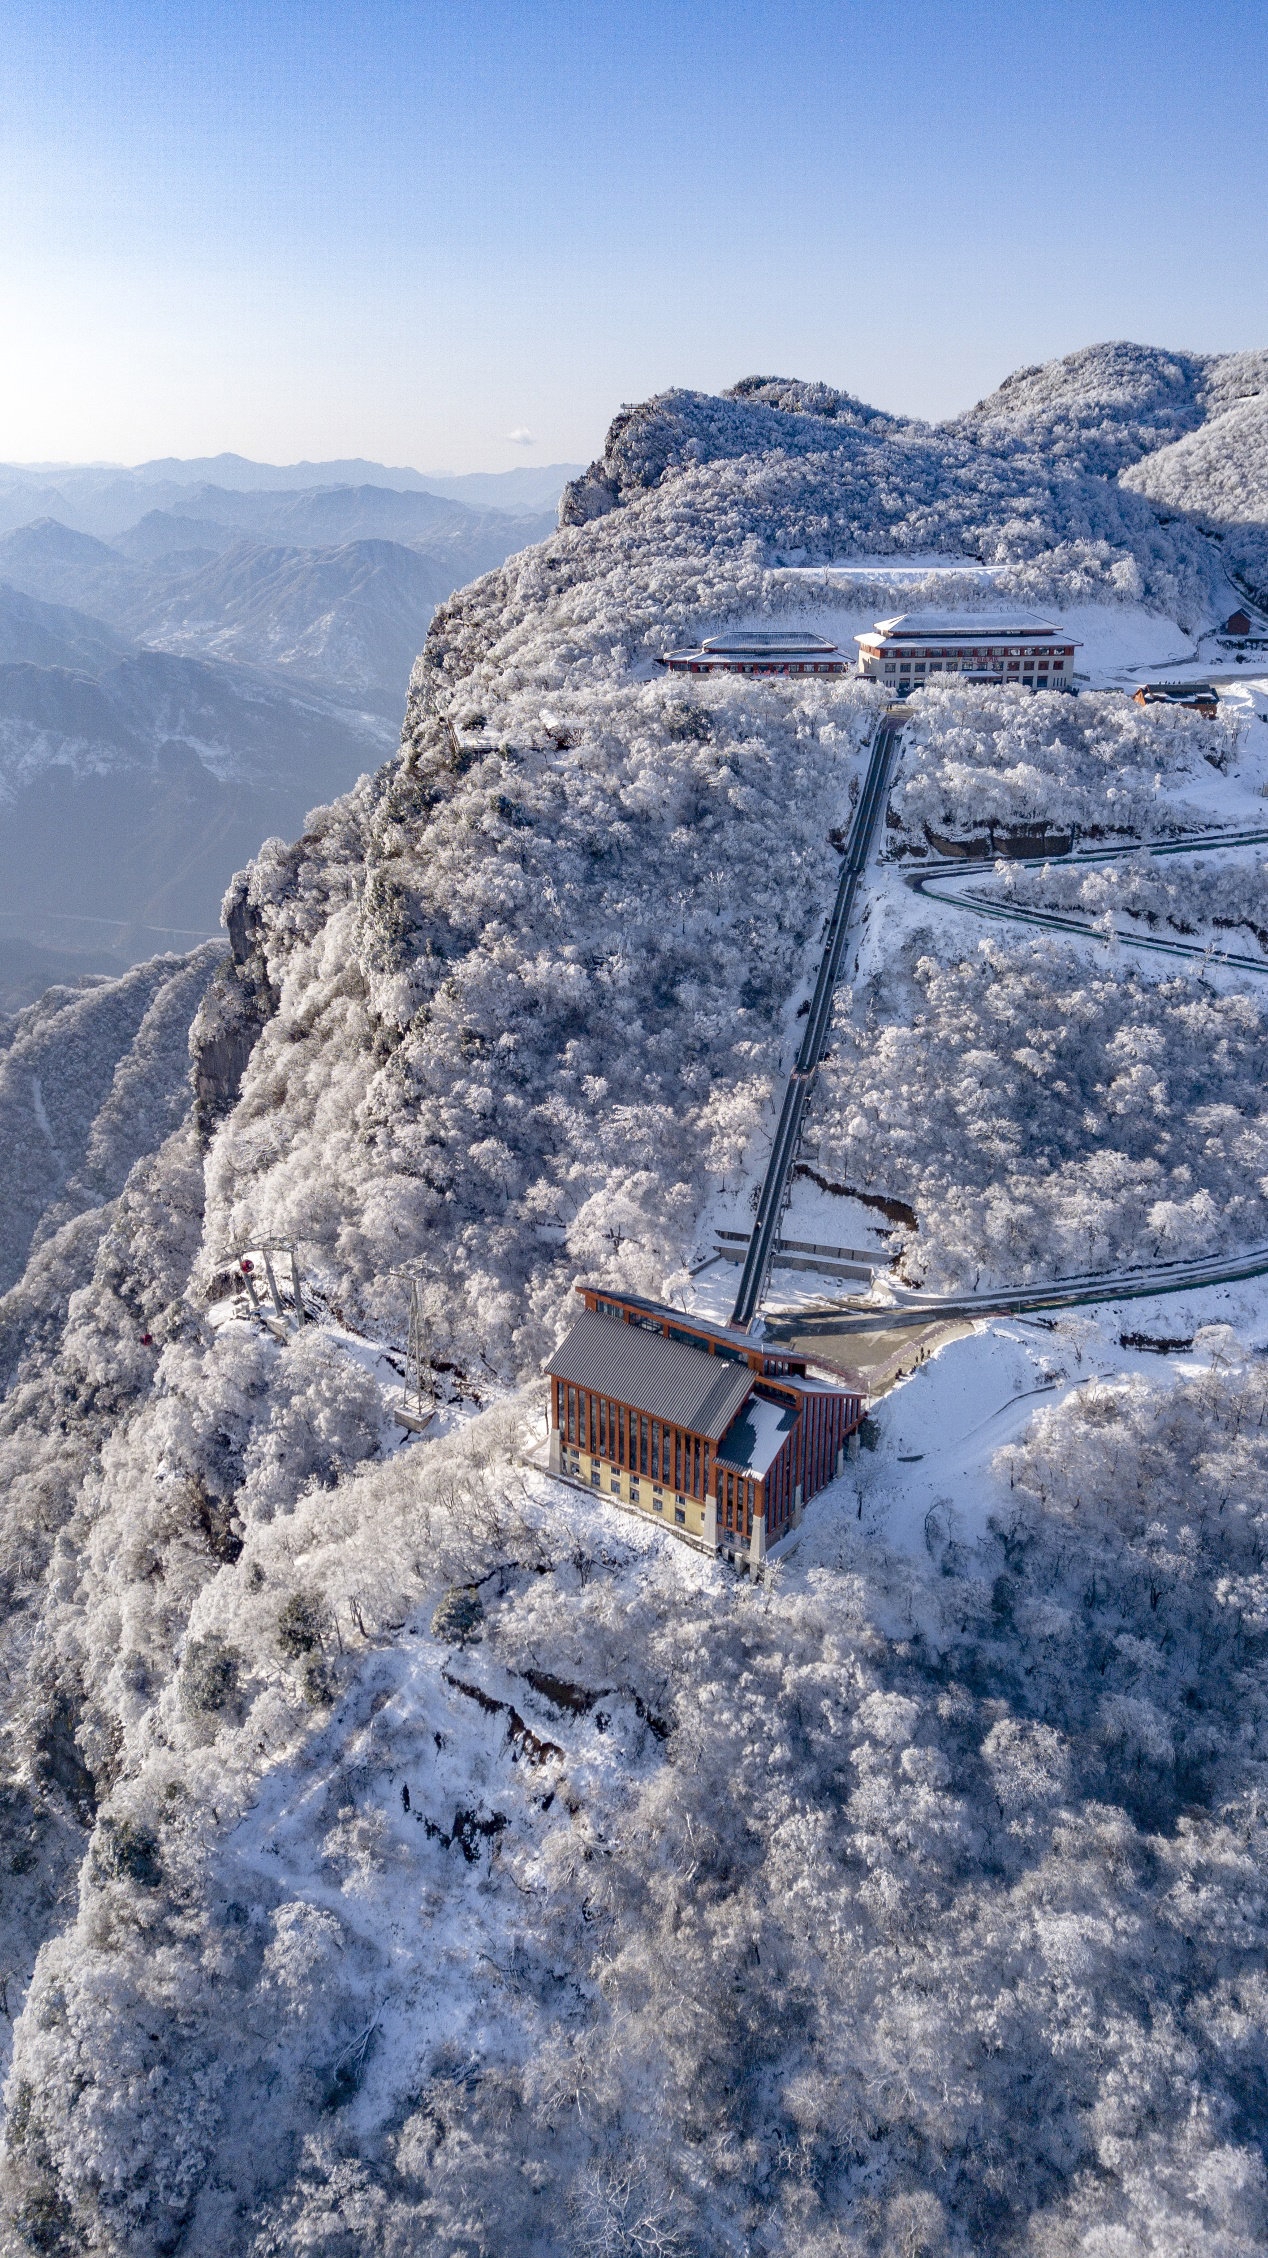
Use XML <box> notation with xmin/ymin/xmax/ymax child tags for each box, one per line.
<box><xmin>237</xmin><ymin>1255</ymin><xmax>262</xmax><ymax>1315</ymax></box>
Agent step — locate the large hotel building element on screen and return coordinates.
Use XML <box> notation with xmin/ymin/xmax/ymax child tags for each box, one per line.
<box><xmin>545</xmin><ymin>1285</ymin><xmax>863</xmax><ymax>1568</ymax></box>
<box><xmin>854</xmin><ymin>611</ymin><xmax>1079</xmax><ymax>692</ymax></box>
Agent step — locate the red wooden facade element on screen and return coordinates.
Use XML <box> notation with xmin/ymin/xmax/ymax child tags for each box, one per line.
<box><xmin>547</xmin><ymin>1286</ymin><xmax>863</xmax><ymax>1554</ymax></box>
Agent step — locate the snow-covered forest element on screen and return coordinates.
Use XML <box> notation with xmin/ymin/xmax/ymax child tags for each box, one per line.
<box><xmin>5</xmin><ymin>339</ymin><xmax>1268</xmax><ymax>2254</ymax></box>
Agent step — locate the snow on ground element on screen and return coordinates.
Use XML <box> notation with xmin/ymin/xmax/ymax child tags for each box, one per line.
<box><xmin>1059</xmin><ymin>600</ymin><xmax>1208</xmax><ymax>685</ymax></box>
<box><xmin>213</xmin><ymin>1470</ymin><xmax>710</xmax><ymax>2145</ymax></box>
<box><xmin>784</xmin><ymin>1271</ymin><xmax>1268</xmax><ymax>1569</ymax></box>
<box><xmin>778</xmin><ymin>557</ymin><xmax>1004</xmax><ymax>583</ymax></box>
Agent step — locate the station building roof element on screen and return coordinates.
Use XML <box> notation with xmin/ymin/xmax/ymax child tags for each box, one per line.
<box><xmin>717</xmin><ymin>1392</ymin><xmax>799</xmax><ymax>1476</ymax></box>
<box><xmin>546</xmin><ymin>1308</ymin><xmax>755</xmax><ymax>1440</ymax></box>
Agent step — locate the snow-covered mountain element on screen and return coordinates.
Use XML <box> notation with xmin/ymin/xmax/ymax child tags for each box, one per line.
<box><xmin>114</xmin><ymin>539</ymin><xmax>478</xmax><ymax>713</ymax></box>
<box><xmin>5</xmin><ymin>347</ymin><xmax>1268</xmax><ymax>2256</ymax></box>
<box><xmin>0</xmin><ymin>492</ymin><xmax>554</xmax><ymax>678</ymax></box>
<box><xmin>0</xmin><ymin>643</ymin><xmax>393</xmax><ymax>949</ymax></box>
<box><xmin>0</xmin><ymin>483</ymin><xmax>559</xmax><ymax>965</ymax></box>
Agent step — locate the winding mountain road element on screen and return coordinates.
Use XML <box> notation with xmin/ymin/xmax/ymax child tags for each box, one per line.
<box><xmin>734</xmin><ymin>737</ymin><xmax>1268</xmax><ymax>1340</ymax></box>
<box><xmin>908</xmin><ymin>826</ymin><xmax>1268</xmax><ymax>979</ymax></box>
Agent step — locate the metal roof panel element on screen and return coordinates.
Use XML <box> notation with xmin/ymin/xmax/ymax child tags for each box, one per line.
<box><xmin>546</xmin><ymin>1309</ymin><xmax>754</xmax><ymax>1440</ymax></box>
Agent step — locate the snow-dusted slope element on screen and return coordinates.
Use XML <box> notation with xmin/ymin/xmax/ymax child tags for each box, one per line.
<box><xmin>1123</xmin><ymin>393</ymin><xmax>1268</xmax><ymax>597</ymax></box>
<box><xmin>6</xmin><ymin>347</ymin><xmax>1268</xmax><ymax>2255</ymax></box>
<box><xmin>0</xmin><ymin>946</ymin><xmax>222</xmax><ymax>1297</ymax></box>
<box><xmin>126</xmin><ymin>538</ymin><xmax>486</xmax><ymax>715</ymax></box>
<box><xmin>0</xmin><ymin>648</ymin><xmax>393</xmax><ymax>945</ymax></box>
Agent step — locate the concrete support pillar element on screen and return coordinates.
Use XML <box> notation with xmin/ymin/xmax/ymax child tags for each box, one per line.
<box><xmin>548</xmin><ymin>1426</ymin><xmax>562</xmax><ymax>1476</ymax></box>
<box><xmin>847</xmin><ymin>1429</ymin><xmax>860</xmax><ymax>1462</ymax></box>
<box><xmin>834</xmin><ymin>1445</ymin><xmax>845</xmax><ymax>1479</ymax></box>
<box><xmin>261</xmin><ymin>1248</ymin><xmax>285</xmax><ymax>1321</ymax></box>
<box><xmin>750</xmin><ymin>1514</ymin><xmax>767</xmax><ymax>1572</ymax></box>
<box><xmin>703</xmin><ymin>1492</ymin><xmax>719</xmax><ymax>1552</ymax></box>
<box><xmin>792</xmin><ymin>1483</ymin><xmax>803</xmax><ymax>1526</ymax></box>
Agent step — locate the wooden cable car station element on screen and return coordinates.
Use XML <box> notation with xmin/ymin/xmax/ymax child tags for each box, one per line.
<box><xmin>545</xmin><ymin>1285</ymin><xmax>863</xmax><ymax>1567</ymax></box>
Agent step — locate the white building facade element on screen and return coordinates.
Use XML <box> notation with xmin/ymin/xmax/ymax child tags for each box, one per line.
<box><xmin>855</xmin><ymin>612</ymin><xmax>1079</xmax><ymax>693</ymax></box>
<box><xmin>662</xmin><ymin>630</ymin><xmax>849</xmax><ymax>677</ymax></box>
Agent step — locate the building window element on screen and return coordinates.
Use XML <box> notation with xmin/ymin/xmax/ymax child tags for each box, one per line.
<box><xmin>640</xmin><ymin>1416</ymin><xmax>649</xmax><ymax>1476</ymax></box>
<box><xmin>566</xmin><ymin>1387</ymin><xmax>576</xmax><ymax>1443</ymax></box>
<box><xmin>674</xmin><ymin>1507</ymin><xmax>685</xmax><ymax>1525</ymax></box>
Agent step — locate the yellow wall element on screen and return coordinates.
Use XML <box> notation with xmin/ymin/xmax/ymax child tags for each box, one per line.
<box><xmin>558</xmin><ymin>1442</ymin><xmax>711</xmax><ymax>1539</ymax></box>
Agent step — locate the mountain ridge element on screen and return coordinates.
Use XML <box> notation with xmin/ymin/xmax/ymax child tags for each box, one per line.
<box><xmin>3</xmin><ymin>340</ymin><xmax>1268</xmax><ymax>2255</ymax></box>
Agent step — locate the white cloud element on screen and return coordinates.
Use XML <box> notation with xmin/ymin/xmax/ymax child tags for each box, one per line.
<box><xmin>506</xmin><ymin>427</ymin><xmax>535</xmax><ymax>447</ymax></box>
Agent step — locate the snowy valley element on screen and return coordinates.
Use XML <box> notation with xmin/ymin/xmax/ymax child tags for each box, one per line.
<box><xmin>0</xmin><ymin>459</ymin><xmax>567</xmax><ymax>1004</ymax></box>
<box><xmin>6</xmin><ymin>343</ymin><xmax>1268</xmax><ymax>2255</ymax></box>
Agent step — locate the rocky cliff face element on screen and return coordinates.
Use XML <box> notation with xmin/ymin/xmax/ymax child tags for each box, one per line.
<box><xmin>2</xmin><ymin>349</ymin><xmax>1268</xmax><ymax>2256</ymax></box>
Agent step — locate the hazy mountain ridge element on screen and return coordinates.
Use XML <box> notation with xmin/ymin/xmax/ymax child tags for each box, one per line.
<box><xmin>0</xmin><ymin>458</ymin><xmax>582</xmax><ymax>540</ymax></box>
<box><xmin>0</xmin><ymin>479</ymin><xmax>558</xmax><ymax>955</ymax></box>
<box><xmin>0</xmin><ymin>644</ymin><xmax>393</xmax><ymax>945</ymax></box>
<box><xmin>0</xmin><ymin>945</ymin><xmax>222</xmax><ymax>1298</ymax></box>
<box><xmin>5</xmin><ymin>347</ymin><xmax>1268</xmax><ymax>2254</ymax></box>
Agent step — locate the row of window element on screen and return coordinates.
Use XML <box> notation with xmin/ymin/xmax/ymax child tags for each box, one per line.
<box><xmin>563</xmin><ymin>1445</ymin><xmax>689</xmax><ymax>1524</ymax></box>
<box><xmin>556</xmin><ymin>1381</ymin><xmax>710</xmax><ymax>1497</ymax></box>
<box><xmin>674</xmin><ymin>661</ymin><xmax>845</xmax><ymax>675</ymax></box>
<box><xmin>881</xmin><ymin>661</ymin><xmax>1062</xmax><ymax>677</ymax></box>
<box><xmin>871</xmin><ymin>646</ymin><xmax>1069</xmax><ymax>660</ymax></box>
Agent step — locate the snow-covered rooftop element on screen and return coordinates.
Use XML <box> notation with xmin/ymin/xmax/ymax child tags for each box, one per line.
<box><xmin>868</xmin><ymin>611</ymin><xmax>1058</xmax><ymax>637</ymax></box>
<box><xmin>717</xmin><ymin>1390</ymin><xmax>799</xmax><ymax>1477</ymax></box>
<box><xmin>700</xmin><ymin>630</ymin><xmax>842</xmax><ymax>655</ymax></box>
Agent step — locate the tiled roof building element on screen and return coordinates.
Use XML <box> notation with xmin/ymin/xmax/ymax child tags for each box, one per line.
<box><xmin>544</xmin><ymin>1286</ymin><xmax>863</xmax><ymax>1568</ymax></box>
<box><xmin>855</xmin><ymin>611</ymin><xmax>1079</xmax><ymax>692</ymax></box>
<box><xmin>661</xmin><ymin>630</ymin><xmax>849</xmax><ymax>676</ymax></box>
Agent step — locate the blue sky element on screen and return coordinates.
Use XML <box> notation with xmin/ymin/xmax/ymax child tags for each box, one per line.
<box><xmin>2</xmin><ymin>0</ymin><xmax>1265</xmax><ymax>470</ymax></box>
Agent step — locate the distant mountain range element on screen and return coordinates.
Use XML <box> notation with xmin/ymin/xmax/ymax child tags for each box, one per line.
<box><xmin>0</xmin><ymin>581</ymin><xmax>394</xmax><ymax>969</ymax></box>
<box><xmin>0</xmin><ymin>456</ymin><xmax>584</xmax><ymax>538</ymax></box>
<box><xmin>0</xmin><ymin>502</ymin><xmax>551</xmax><ymax>710</ymax></box>
<box><xmin>0</xmin><ymin>455</ymin><xmax>578</xmax><ymax>988</ymax></box>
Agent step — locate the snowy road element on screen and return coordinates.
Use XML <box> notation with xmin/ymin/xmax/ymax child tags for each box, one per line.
<box><xmin>765</xmin><ymin>816</ymin><xmax>1268</xmax><ymax>1341</ymax></box>
<box><xmin>908</xmin><ymin>827</ymin><xmax>1268</xmax><ymax>978</ymax></box>
<box><xmin>767</xmin><ymin>1238</ymin><xmax>1268</xmax><ymax>1343</ymax></box>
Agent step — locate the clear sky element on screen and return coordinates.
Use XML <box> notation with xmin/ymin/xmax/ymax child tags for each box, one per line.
<box><xmin>2</xmin><ymin>0</ymin><xmax>1265</xmax><ymax>472</ymax></box>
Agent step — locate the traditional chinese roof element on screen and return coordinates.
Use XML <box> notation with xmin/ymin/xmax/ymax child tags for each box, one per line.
<box><xmin>699</xmin><ymin>631</ymin><xmax>842</xmax><ymax>656</ymax></box>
